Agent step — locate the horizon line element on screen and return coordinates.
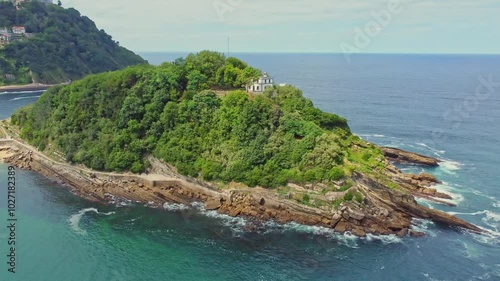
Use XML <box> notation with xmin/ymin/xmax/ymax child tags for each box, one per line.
<box><xmin>136</xmin><ymin>51</ymin><xmax>500</xmax><ymax>56</ymax></box>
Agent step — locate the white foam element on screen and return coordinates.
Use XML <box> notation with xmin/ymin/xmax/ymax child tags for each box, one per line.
<box><xmin>0</xmin><ymin>90</ymin><xmax>45</xmax><ymax>95</ymax></box>
<box><xmin>433</xmin><ymin>183</ymin><xmax>465</xmax><ymax>205</ymax></box>
<box><xmin>484</xmin><ymin>211</ymin><xmax>500</xmax><ymax>224</ymax></box>
<box><xmin>9</xmin><ymin>95</ymin><xmax>41</xmax><ymax>101</ymax></box>
<box><xmin>438</xmin><ymin>160</ymin><xmax>463</xmax><ymax>175</ymax></box>
<box><xmin>204</xmin><ymin>210</ymin><xmax>247</xmax><ymax>233</ymax></box>
<box><xmin>447</xmin><ymin>210</ymin><xmax>500</xmax><ymax>234</ymax></box>
<box><xmin>69</xmin><ymin>208</ymin><xmax>115</xmax><ymax>235</ymax></box>
<box><xmin>415</xmin><ymin>198</ymin><xmax>435</xmax><ymax>209</ymax></box>
<box><xmin>416</xmin><ymin>142</ymin><xmax>446</xmax><ymax>157</ymax></box>
<box><xmin>422</xmin><ymin>272</ymin><xmax>445</xmax><ymax>281</ymax></box>
<box><xmin>162</xmin><ymin>202</ymin><xmax>190</xmax><ymax>211</ymax></box>
<box><xmin>411</xmin><ymin>218</ymin><xmax>436</xmax><ymax>236</ymax></box>
<box><xmin>471</xmin><ymin>226</ymin><xmax>500</xmax><ymax>245</ymax></box>
<box><xmin>364</xmin><ymin>234</ymin><xmax>403</xmax><ymax>244</ymax></box>
<box><xmin>357</xmin><ymin>134</ymin><xmax>385</xmax><ymax>138</ymax></box>
<box><xmin>446</xmin><ymin>210</ymin><xmax>489</xmax><ymax>216</ymax></box>
<box><xmin>162</xmin><ymin>202</ymin><xmax>247</xmax><ymax>234</ymax></box>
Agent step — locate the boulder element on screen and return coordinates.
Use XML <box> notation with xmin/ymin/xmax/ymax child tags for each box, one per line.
<box><xmin>331</xmin><ymin>212</ymin><xmax>342</xmax><ymax>227</ymax></box>
<box><xmin>334</xmin><ymin>220</ymin><xmax>348</xmax><ymax>232</ymax></box>
<box><xmin>205</xmin><ymin>199</ymin><xmax>221</xmax><ymax>210</ymax></box>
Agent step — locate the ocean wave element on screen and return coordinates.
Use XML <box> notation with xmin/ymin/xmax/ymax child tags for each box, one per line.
<box><xmin>422</xmin><ymin>272</ymin><xmax>445</xmax><ymax>281</ymax></box>
<box><xmin>162</xmin><ymin>202</ymin><xmax>248</xmax><ymax>235</ymax></box>
<box><xmin>357</xmin><ymin>134</ymin><xmax>386</xmax><ymax>138</ymax></box>
<box><xmin>263</xmin><ymin>221</ymin><xmax>402</xmax><ymax>247</ymax></box>
<box><xmin>447</xmin><ymin>210</ymin><xmax>500</xmax><ymax>235</ymax></box>
<box><xmin>9</xmin><ymin>95</ymin><xmax>41</xmax><ymax>101</ymax></box>
<box><xmin>191</xmin><ymin>202</ymin><xmax>248</xmax><ymax>234</ymax></box>
<box><xmin>415</xmin><ymin>198</ymin><xmax>435</xmax><ymax>209</ymax></box>
<box><xmin>432</xmin><ymin>183</ymin><xmax>465</xmax><ymax>205</ymax></box>
<box><xmin>69</xmin><ymin>207</ymin><xmax>115</xmax><ymax>235</ymax></box>
<box><xmin>411</xmin><ymin>218</ymin><xmax>436</xmax><ymax>236</ymax></box>
<box><xmin>446</xmin><ymin>210</ymin><xmax>489</xmax><ymax>216</ymax></box>
<box><xmin>416</xmin><ymin>142</ymin><xmax>446</xmax><ymax>157</ymax></box>
<box><xmin>364</xmin><ymin>234</ymin><xmax>403</xmax><ymax>244</ymax></box>
<box><xmin>0</xmin><ymin>90</ymin><xmax>45</xmax><ymax>95</ymax></box>
<box><xmin>264</xmin><ymin>221</ymin><xmax>360</xmax><ymax>248</ymax></box>
<box><xmin>471</xmin><ymin>226</ymin><xmax>500</xmax><ymax>245</ymax></box>
<box><xmin>437</xmin><ymin>160</ymin><xmax>463</xmax><ymax>175</ymax></box>
<box><xmin>163</xmin><ymin>202</ymin><xmax>190</xmax><ymax>211</ymax></box>
<box><xmin>104</xmin><ymin>193</ymin><xmax>135</xmax><ymax>207</ymax></box>
<box><xmin>483</xmin><ymin>211</ymin><xmax>500</xmax><ymax>226</ymax></box>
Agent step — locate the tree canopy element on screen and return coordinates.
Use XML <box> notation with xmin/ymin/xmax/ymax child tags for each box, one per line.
<box><xmin>12</xmin><ymin>52</ymin><xmax>388</xmax><ymax>189</ymax></box>
<box><xmin>0</xmin><ymin>0</ymin><xmax>146</xmax><ymax>85</ymax></box>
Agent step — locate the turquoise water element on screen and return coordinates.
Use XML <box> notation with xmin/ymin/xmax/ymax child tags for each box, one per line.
<box><xmin>1</xmin><ymin>54</ymin><xmax>499</xmax><ymax>280</ymax></box>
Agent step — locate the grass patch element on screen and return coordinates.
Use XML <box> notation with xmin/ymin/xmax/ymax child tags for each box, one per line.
<box><xmin>343</xmin><ymin>191</ymin><xmax>354</xmax><ymax>201</ymax></box>
<box><xmin>332</xmin><ymin>198</ymin><xmax>344</xmax><ymax>208</ymax></box>
<box><xmin>355</xmin><ymin>192</ymin><xmax>363</xmax><ymax>203</ymax></box>
<box><xmin>387</xmin><ymin>182</ymin><xmax>399</xmax><ymax>189</ymax></box>
<box><xmin>338</xmin><ymin>181</ymin><xmax>353</xmax><ymax>192</ymax></box>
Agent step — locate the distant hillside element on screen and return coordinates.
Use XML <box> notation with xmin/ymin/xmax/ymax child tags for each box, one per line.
<box><xmin>0</xmin><ymin>0</ymin><xmax>146</xmax><ymax>85</ymax></box>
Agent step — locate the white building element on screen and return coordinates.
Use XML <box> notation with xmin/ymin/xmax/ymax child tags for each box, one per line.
<box><xmin>0</xmin><ymin>33</ymin><xmax>11</xmax><ymax>45</ymax></box>
<box><xmin>12</xmin><ymin>26</ymin><xmax>25</xmax><ymax>34</ymax></box>
<box><xmin>246</xmin><ymin>72</ymin><xmax>274</xmax><ymax>93</ymax></box>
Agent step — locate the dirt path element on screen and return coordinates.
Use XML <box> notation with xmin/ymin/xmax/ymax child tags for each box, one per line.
<box><xmin>0</xmin><ymin>82</ymin><xmax>69</xmax><ymax>93</ymax></box>
<box><xmin>0</xmin><ymin>120</ymin><xmax>174</xmax><ymax>182</ymax></box>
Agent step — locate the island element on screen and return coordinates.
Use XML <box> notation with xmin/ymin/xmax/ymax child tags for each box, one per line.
<box><xmin>0</xmin><ymin>0</ymin><xmax>146</xmax><ymax>87</ymax></box>
<box><xmin>0</xmin><ymin>51</ymin><xmax>483</xmax><ymax>238</ymax></box>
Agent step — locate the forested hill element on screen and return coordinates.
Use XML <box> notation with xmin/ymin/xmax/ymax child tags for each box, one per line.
<box><xmin>9</xmin><ymin>51</ymin><xmax>390</xmax><ymax>190</ymax></box>
<box><xmin>0</xmin><ymin>0</ymin><xmax>146</xmax><ymax>85</ymax></box>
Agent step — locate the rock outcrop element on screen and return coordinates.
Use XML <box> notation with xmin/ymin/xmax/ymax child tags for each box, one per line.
<box><xmin>380</xmin><ymin>147</ymin><xmax>440</xmax><ymax>166</ymax></box>
<box><xmin>2</xmin><ymin>143</ymin><xmax>484</xmax><ymax>238</ymax></box>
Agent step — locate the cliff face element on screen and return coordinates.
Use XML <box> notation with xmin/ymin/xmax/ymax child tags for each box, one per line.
<box><xmin>1</xmin><ymin>138</ymin><xmax>483</xmax><ymax>238</ymax></box>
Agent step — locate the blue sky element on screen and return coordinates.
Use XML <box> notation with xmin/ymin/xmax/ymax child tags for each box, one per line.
<box><xmin>61</xmin><ymin>0</ymin><xmax>500</xmax><ymax>54</ymax></box>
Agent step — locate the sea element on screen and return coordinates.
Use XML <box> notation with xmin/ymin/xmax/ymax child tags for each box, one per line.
<box><xmin>0</xmin><ymin>53</ymin><xmax>499</xmax><ymax>281</ymax></box>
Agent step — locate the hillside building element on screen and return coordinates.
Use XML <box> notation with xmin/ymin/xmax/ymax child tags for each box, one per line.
<box><xmin>12</xmin><ymin>26</ymin><xmax>26</xmax><ymax>34</ymax></box>
<box><xmin>0</xmin><ymin>33</ymin><xmax>11</xmax><ymax>45</ymax></box>
<box><xmin>246</xmin><ymin>72</ymin><xmax>274</xmax><ymax>93</ymax></box>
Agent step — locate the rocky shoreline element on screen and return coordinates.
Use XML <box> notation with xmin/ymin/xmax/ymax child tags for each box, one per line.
<box><xmin>0</xmin><ymin>136</ymin><xmax>483</xmax><ymax>238</ymax></box>
<box><xmin>380</xmin><ymin>147</ymin><xmax>440</xmax><ymax>166</ymax></box>
<box><xmin>0</xmin><ymin>82</ymin><xmax>69</xmax><ymax>93</ymax></box>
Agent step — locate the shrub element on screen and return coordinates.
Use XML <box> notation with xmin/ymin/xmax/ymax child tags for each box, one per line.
<box><xmin>329</xmin><ymin>166</ymin><xmax>345</xmax><ymax>181</ymax></box>
<box><xmin>343</xmin><ymin>191</ymin><xmax>354</xmax><ymax>201</ymax></box>
<box><xmin>355</xmin><ymin>192</ymin><xmax>363</xmax><ymax>204</ymax></box>
<box><xmin>302</xmin><ymin>193</ymin><xmax>310</xmax><ymax>203</ymax></box>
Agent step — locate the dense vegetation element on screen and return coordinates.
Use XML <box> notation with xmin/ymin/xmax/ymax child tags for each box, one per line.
<box><xmin>0</xmin><ymin>0</ymin><xmax>146</xmax><ymax>85</ymax></box>
<box><xmin>12</xmin><ymin>51</ymin><xmax>386</xmax><ymax>188</ymax></box>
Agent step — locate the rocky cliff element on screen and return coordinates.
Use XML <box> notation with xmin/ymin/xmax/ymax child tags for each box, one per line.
<box><xmin>1</xmin><ymin>140</ymin><xmax>483</xmax><ymax>238</ymax></box>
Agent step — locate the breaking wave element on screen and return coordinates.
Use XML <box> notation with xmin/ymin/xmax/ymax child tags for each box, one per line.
<box><xmin>69</xmin><ymin>208</ymin><xmax>115</xmax><ymax>235</ymax></box>
<box><xmin>163</xmin><ymin>202</ymin><xmax>247</xmax><ymax>234</ymax></box>
<box><xmin>9</xmin><ymin>95</ymin><xmax>41</xmax><ymax>101</ymax></box>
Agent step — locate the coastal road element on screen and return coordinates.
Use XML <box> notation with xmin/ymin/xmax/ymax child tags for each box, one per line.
<box><xmin>0</xmin><ymin>119</ymin><xmax>177</xmax><ymax>182</ymax></box>
<box><xmin>0</xmin><ymin>123</ymin><xmax>11</xmax><ymax>140</ymax></box>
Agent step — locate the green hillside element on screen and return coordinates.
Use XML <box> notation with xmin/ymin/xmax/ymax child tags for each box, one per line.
<box><xmin>0</xmin><ymin>0</ymin><xmax>146</xmax><ymax>85</ymax></box>
<box><xmin>11</xmin><ymin>51</ymin><xmax>388</xmax><ymax>189</ymax></box>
